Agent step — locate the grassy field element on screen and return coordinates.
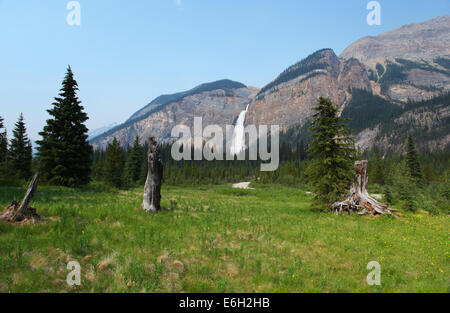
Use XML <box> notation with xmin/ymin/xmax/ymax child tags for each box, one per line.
<box><xmin>0</xmin><ymin>183</ymin><xmax>448</xmax><ymax>293</ymax></box>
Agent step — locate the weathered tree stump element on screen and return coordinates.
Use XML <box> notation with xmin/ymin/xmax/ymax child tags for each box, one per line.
<box><xmin>333</xmin><ymin>161</ymin><xmax>393</xmax><ymax>215</ymax></box>
<box><xmin>0</xmin><ymin>173</ymin><xmax>43</xmax><ymax>224</ymax></box>
<box><xmin>142</xmin><ymin>137</ymin><xmax>163</xmax><ymax>212</ymax></box>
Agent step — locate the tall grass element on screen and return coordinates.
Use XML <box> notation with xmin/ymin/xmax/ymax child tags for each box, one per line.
<box><xmin>0</xmin><ymin>183</ymin><xmax>448</xmax><ymax>292</ymax></box>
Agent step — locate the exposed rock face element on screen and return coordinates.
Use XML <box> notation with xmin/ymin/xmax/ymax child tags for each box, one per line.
<box><xmin>340</xmin><ymin>16</ymin><xmax>450</xmax><ymax>64</ymax></box>
<box><xmin>247</xmin><ymin>16</ymin><xmax>449</xmax><ymax>153</ymax></box>
<box><xmin>91</xmin><ymin>80</ymin><xmax>258</xmax><ymax>149</ymax></box>
<box><xmin>246</xmin><ymin>49</ymin><xmax>372</xmax><ymax>129</ymax></box>
<box><xmin>379</xmin><ymin>101</ymin><xmax>450</xmax><ymax>153</ymax></box>
<box><xmin>91</xmin><ymin>16</ymin><xmax>449</xmax><ymax>154</ymax></box>
<box><xmin>340</xmin><ymin>15</ymin><xmax>450</xmax><ymax>102</ymax></box>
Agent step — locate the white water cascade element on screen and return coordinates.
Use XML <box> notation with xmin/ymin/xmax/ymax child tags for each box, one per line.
<box><xmin>230</xmin><ymin>103</ymin><xmax>250</xmax><ymax>156</ymax></box>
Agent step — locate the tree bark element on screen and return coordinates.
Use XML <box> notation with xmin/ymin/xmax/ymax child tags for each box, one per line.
<box><xmin>142</xmin><ymin>137</ymin><xmax>163</xmax><ymax>212</ymax></box>
<box><xmin>18</xmin><ymin>173</ymin><xmax>39</xmax><ymax>215</ymax></box>
<box><xmin>333</xmin><ymin>161</ymin><xmax>393</xmax><ymax>215</ymax></box>
<box><xmin>0</xmin><ymin>173</ymin><xmax>42</xmax><ymax>224</ymax></box>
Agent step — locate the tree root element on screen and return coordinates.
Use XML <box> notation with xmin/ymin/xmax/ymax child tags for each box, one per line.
<box><xmin>333</xmin><ymin>161</ymin><xmax>395</xmax><ymax>216</ymax></box>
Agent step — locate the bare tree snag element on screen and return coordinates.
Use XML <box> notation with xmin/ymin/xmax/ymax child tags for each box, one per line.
<box><xmin>142</xmin><ymin>137</ymin><xmax>163</xmax><ymax>212</ymax></box>
<box><xmin>333</xmin><ymin>161</ymin><xmax>393</xmax><ymax>216</ymax></box>
<box><xmin>18</xmin><ymin>173</ymin><xmax>39</xmax><ymax>215</ymax></box>
<box><xmin>0</xmin><ymin>173</ymin><xmax>42</xmax><ymax>224</ymax></box>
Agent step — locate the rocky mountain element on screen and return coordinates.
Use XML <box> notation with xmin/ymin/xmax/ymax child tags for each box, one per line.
<box><xmin>247</xmin><ymin>15</ymin><xmax>449</xmax><ymax>153</ymax></box>
<box><xmin>342</xmin><ymin>90</ymin><xmax>450</xmax><ymax>153</ymax></box>
<box><xmin>246</xmin><ymin>48</ymin><xmax>372</xmax><ymax>130</ymax></box>
<box><xmin>88</xmin><ymin>122</ymin><xmax>119</xmax><ymax>140</ymax></box>
<box><xmin>341</xmin><ymin>15</ymin><xmax>450</xmax><ymax>102</ymax></box>
<box><xmin>341</xmin><ymin>16</ymin><xmax>450</xmax><ymax>63</ymax></box>
<box><xmin>91</xmin><ymin>15</ymin><xmax>450</xmax><ymax>153</ymax></box>
<box><xmin>91</xmin><ymin>80</ymin><xmax>258</xmax><ymax>150</ymax></box>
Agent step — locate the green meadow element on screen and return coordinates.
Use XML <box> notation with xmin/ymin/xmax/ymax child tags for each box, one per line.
<box><xmin>0</xmin><ymin>184</ymin><xmax>448</xmax><ymax>293</ymax></box>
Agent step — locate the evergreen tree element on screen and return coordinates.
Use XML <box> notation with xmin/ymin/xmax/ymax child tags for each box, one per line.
<box><xmin>306</xmin><ymin>97</ymin><xmax>355</xmax><ymax>207</ymax></box>
<box><xmin>91</xmin><ymin>149</ymin><xmax>105</xmax><ymax>182</ymax></box>
<box><xmin>423</xmin><ymin>164</ymin><xmax>438</xmax><ymax>182</ymax></box>
<box><xmin>9</xmin><ymin>114</ymin><xmax>32</xmax><ymax>179</ymax></box>
<box><xmin>384</xmin><ymin>185</ymin><xmax>394</xmax><ymax>205</ymax></box>
<box><xmin>103</xmin><ymin>138</ymin><xmax>125</xmax><ymax>188</ymax></box>
<box><xmin>37</xmin><ymin>66</ymin><xmax>93</xmax><ymax>186</ymax></box>
<box><xmin>0</xmin><ymin>116</ymin><xmax>7</xmax><ymax>170</ymax></box>
<box><xmin>399</xmin><ymin>177</ymin><xmax>418</xmax><ymax>212</ymax></box>
<box><xmin>295</xmin><ymin>140</ymin><xmax>306</xmax><ymax>161</ymax></box>
<box><xmin>124</xmin><ymin>136</ymin><xmax>144</xmax><ymax>187</ymax></box>
<box><xmin>406</xmin><ymin>134</ymin><xmax>423</xmax><ymax>183</ymax></box>
<box><xmin>372</xmin><ymin>146</ymin><xmax>385</xmax><ymax>185</ymax></box>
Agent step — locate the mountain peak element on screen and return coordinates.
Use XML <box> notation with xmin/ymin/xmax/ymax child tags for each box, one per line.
<box><xmin>340</xmin><ymin>15</ymin><xmax>450</xmax><ymax>64</ymax></box>
<box><xmin>258</xmin><ymin>48</ymin><xmax>338</xmax><ymax>95</ymax></box>
<box><xmin>127</xmin><ymin>79</ymin><xmax>247</xmax><ymax>123</ymax></box>
<box><xmin>192</xmin><ymin>79</ymin><xmax>247</xmax><ymax>92</ymax></box>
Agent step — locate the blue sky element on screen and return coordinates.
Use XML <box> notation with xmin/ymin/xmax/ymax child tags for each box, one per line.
<box><xmin>0</xmin><ymin>0</ymin><xmax>448</xmax><ymax>141</ymax></box>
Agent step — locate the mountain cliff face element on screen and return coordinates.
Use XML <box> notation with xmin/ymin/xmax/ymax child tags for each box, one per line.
<box><xmin>340</xmin><ymin>16</ymin><xmax>450</xmax><ymax>63</ymax></box>
<box><xmin>91</xmin><ymin>15</ymin><xmax>450</xmax><ymax>153</ymax></box>
<box><xmin>91</xmin><ymin>80</ymin><xmax>258</xmax><ymax>150</ymax></box>
<box><xmin>246</xmin><ymin>49</ymin><xmax>372</xmax><ymax>130</ymax></box>
<box><xmin>340</xmin><ymin>15</ymin><xmax>450</xmax><ymax>102</ymax></box>
<box><xmin>342</xmin><ymin>90</ymin><xmax>450</xmax><ymax>153</ymax></box>
<box><xmin>247</xmin><ymin>16</ymin><xmax>450</xmax><ymax>153</ymax></box>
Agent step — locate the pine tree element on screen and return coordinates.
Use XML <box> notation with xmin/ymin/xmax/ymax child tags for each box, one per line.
<box><xmin>372</xmin><ymin>146</ymin><xmax>385</xmax><ymax>185</ymax></box>
<box><xmin>399</xmin><ymin>177</ymin><xmax>418</xmax><ymax>212</ymax></box>
<box><xmin>124</xmin><ymin>136</ymin><xmax>144</xmax><ymax>187</ymax></box>
<box><xmin>423</xmin><ymin>164</ymin><xmax>438</xmax><ymax>182</ymax></box>
<box><xmin>406</xmin><ymin>134</ymin><xmax>423</xmax><ymax>183</ymax></box>
<box><xmin>296</xmin><ymin>140</ymin><xmax>306</xmax><ymax>161</ymax></box>
<box><xmin>9</xmin><ymin>114</ymin><xmax>32</xmax><ymax>179</ymax></box>
<box><xmin>37</xmin><ymin>66</ymin><xmax>93</xmax><ymax>186</ymax></box>
<box><xmin>306</xmin><ymin>97</ymin><xmax>355</xmax><ymax>207</ymax></box>
<box><xmin>384</xmin><ymin>185</ymin><xmax>394</xmax><ymax>205</ymax></box>
<box><xmin>0</xmin><ymin>116</ymin><xmax>7</xmax><ymax>171</ymax></box>
<box><xmin>103</xmin><ymin>138</ymin><xmax>125</xmax><ymax>188</ymax></box>
<box><xmin>91</xmin><ymin>149</ymin><xmax>105</xmax><ymax>182</ymax></box>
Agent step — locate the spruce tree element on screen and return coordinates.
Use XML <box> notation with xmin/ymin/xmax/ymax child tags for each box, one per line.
<box><xmin>0</xmin><ymin>116</ymin><xmax>7</xmax><ymax>170</ymax></box>
<box><xmin>296</xmin><ymin>140</ymin><xmax>306</xmax><ymax>161</ymax></box>
<box><xmin>306</xmin><ymin>97</ymin><xmax>355</xmax><ymax>207</ymax></box>
<box><xmin>103</xmin><ymin>138</ymin><xmax>125</xmax><ymax>188</ymax></box>
<box><xmin>406</xmin><ymin>134</ymin><xmax>423</xmax><ymax>183</ymax></box>
<box><xmin>423</xmin><ymin>165</ymin><xmax>437</xmax><ymax>182</ymax></box>
<box><xmin>372</xmin><ymin>146</ymin><xmax>385</xmax><ymax>185</ymax></box>
<box><xmin>91</xmin><ymin>149</ymin><xmax>105</xmax><ymax>182</ymax></box>
<box><xmin>124</xmin><ymin>136</ymin><xmax>144</xmax><ymax>187</ymax></box>
<box><xmin>384</xmin><ymin>185</ymin><xmax>394</xmax><ymax>205</ymax></box>
<box><xmin>37</xmin><ymin>66</ymin><xmax>93</xmax><ymax>186</ymax></box>
<box><xmin>399</xmin><ymin>177</ymin><xmax>418</xmax><ymax>212</ymax></box>
<box><xmin>9</xmin><ymin>114</ymin><xmax>32</xmax><ymax>179</ymax></box>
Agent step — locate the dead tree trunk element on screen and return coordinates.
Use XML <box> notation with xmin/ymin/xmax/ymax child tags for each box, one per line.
<box><xmin>18</xmin><ymin>173</ymin><xmax>39</xmax><ymax>215</ymax></box>
<box><xmin>333</xmin><ymin>161</ymin><xmax>392</xmax><ymax>215</ymax></box>
<box><xmin>142</xmin><ymin>137</ymin><xmax>163</xmax><ymax>212</ymax></box>
<box><xmin>0</xmin><ymin>173</ymin><xmax>42</xmax><ymax>224</ymax></box>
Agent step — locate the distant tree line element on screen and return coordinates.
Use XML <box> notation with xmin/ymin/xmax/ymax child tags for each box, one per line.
<box><xmin>0</xmin><ymin>67</ymin><xmax>447</xmax><ymax>214</ymax></box>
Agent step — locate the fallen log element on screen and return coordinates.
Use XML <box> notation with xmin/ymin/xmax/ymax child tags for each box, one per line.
<box><xmin>142</xmin><ymin>137</ymin><xmax>163</xmax><ymax>212</ymax></box>
<box><xmin>333</xmin><ymin>161</ymin><xmax>392</xmax><ymax>216</ymax></box>
<box><xmin>0</xmin><ymin>173</ymin><xmax>43</xmax><ymax>224</ymax></box>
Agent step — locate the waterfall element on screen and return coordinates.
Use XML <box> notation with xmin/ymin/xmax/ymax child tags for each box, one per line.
<box><xmin>230</xmin><ymin>103</ymin><xmax>250</xmax><ymax>156</ymax></box>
